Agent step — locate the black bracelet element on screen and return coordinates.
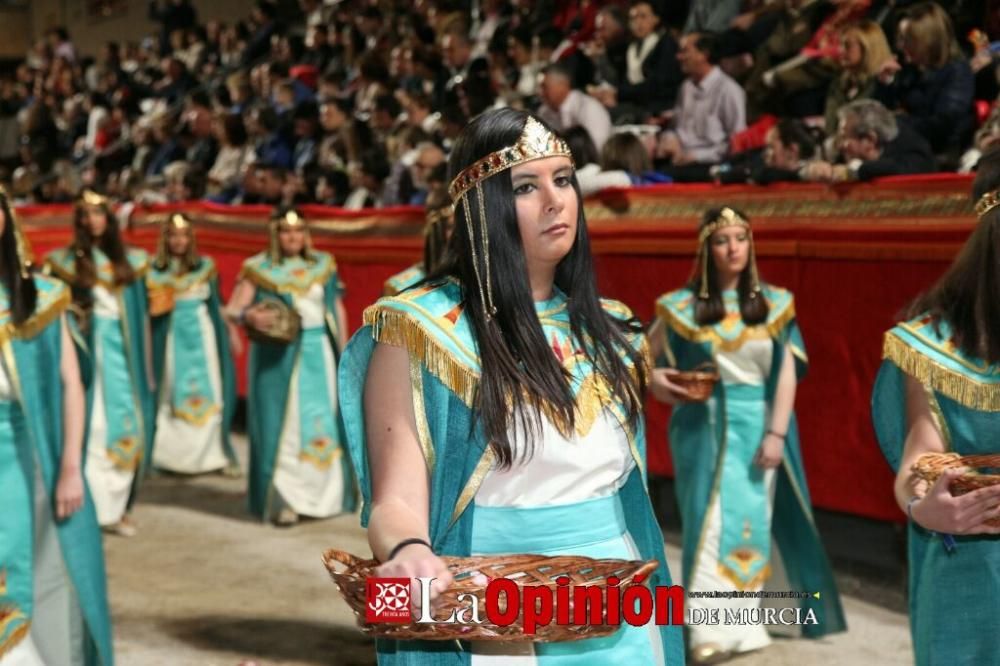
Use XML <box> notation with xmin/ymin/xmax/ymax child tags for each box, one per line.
<box><xmin>767</xmin><ymin>429</ymin><xmax>787</xmax><ymax>440</ymax></box>
<box><xmin>388</xmin><ymin>537</ymin><xmax>432</xmax><ymax>561</ymax></box>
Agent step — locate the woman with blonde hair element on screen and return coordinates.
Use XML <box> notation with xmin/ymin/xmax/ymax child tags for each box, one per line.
<box><xmin>875</xmin><ymin>1</ymin><xmax>974</xmax><ymax>156</ymax></box>
<box><xmin>824</xmin><ymin>20</ymin><xmax>893</xmax><ymax>134</ymax></box>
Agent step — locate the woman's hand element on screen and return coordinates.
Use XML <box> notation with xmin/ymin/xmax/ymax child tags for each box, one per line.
<box><xmin>55</xmin><ymin>466</ymin><xmax>85</xmax><ymax>520</ymax></box>
<box><xmin>375</xmin><ymin>543</ymin><xmax>454</xmax><ymax>613</ymax></box>
<box><xmin>910</xmin><ymin>468</ymin><xmax>1000</xmax><ymax>535</ymax></box>
<box><xmin>754</xmin><ymin>433</ymin><xmax>784</xmax><ymax>469</ymax></box>
<box><xmin>877</xmin><ymin>57</ymin><xmax>901</xmax><ymax>85</ymax></box>
<box><xmin>649</xmin><ymin>368</ymin><xmax>694</xmax><ymax>404</ymax></box>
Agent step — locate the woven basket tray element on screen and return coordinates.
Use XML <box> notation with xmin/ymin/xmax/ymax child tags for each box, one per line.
<box><xmin>322</xmin><ymin>549</ymin><xmax>659</xmax><ymax>642</ymax></box>
<box><xmin>671</xmin><ymin>364</ymin><xmax>720</xmax><ymax>402</ymax></box>
<box><xmin>912</xmin><ymin>452</ymin><xmax>1000</xmax><ymax>526</ymax></box>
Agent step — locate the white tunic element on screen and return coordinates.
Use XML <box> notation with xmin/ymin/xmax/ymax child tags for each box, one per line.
<box><xmin>84</xmin><ymin>285</ymin><xmax>137</xmax><ymax>526</ymax></box>
<box><xmin>151</xmin><ymin>282</ymin><xmax>228</xmax><ymax>474</ymax></box>
<box><xmin>271</xmin><ymin>282</ymin><xmax>345</xmax><ymax>518</ymax></box>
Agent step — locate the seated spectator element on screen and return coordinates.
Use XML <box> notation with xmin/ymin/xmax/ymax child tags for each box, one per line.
<box><xmin>654</xmin><ymin>32</ymin><xmax>746</xmax><ymax>169</ymax></box>
<box><xmin>875</xmin><ymin>2</ymin><xmax>974</xmax><ymax>162</ymax></box>
<box><xmin>563</xmin><ymin>126</ymin><xmax>632</xmax><ymax>196</ymax></box>
<box><xmin>344</xmin><ymin>148</ymin><xmax>389</xmax><ymax>209</ymax></box>
<box><xmin>583</xmin><ymin>5</ymin><xmax>629</xmax><ymax>92</ymax></box>
<box><xmin>291</xmin><ymin>100</ymin><xmax>321</xmax><ymax>173</ymax></box>
<box><xmin>538</xmin><ymin>62</ymin><xmax>612</xmax><ymax>151</ymax></box>
<box><xmin>600</xmin><ymin>131</ymin><xmax>671</xmax><ymax>185</ymax></box>
<box><xmin>206</xmin><ymin>112</ymin><xmax>251</xmax><ymax>201</ymax></box>
<box><xmin>314</xmin><ymin>168</ymin><xmax>350</xmax><ymax>206</ymax></box>
<box><xmin>407</xmin><ymin>141</ymin><xmax>446</xmax><ymax>205</ymax></box>
<box><xmin>245</xmin><ymin>104</ymin><xmax>292</xmax><ymax>169</ymax></box>
<box><xmin>506</xmin><ymin>26</ymin><xmax>542</xmax><ymax>103</ymax></box>
<box><xmin>589</xmin><ymin>1</ymin><xmax>682</xmax><ymax>121</ymax></box>
<box><xmin>825</xmin><ymin>21</ymin><xmax>893</xmax><ymax>135</ymax></box>
<box><xmin>801</xmin><ymin>99</ymin><xmax>936</xmax><ymax>182</ymax></box>
<box><xmin>712</xmin><ymin>118</ymin><xmax>819</xmax><ymax>184</ymax></box>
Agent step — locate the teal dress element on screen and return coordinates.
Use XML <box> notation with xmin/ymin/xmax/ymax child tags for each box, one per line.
<box><xmin>45</xmin><ymin>247</ymin><xmax>155</xmax><ymax>525</ymax></box>
<box><xmin>871</xmin><ymin>314</ymin><xmax>1000</xmax><ymax>666</ymax></box>
<box><xmin>148</xmin><ymin>257</ymin><xmax>238</xmax><ymax>472</ymax></box>
<box><xmin>655</xmin><ymin>286</ymin><xmax>845</xmax><ymax>644</ymax></box>
<box><xmin>0</xmin><ymin>275</ymin><xmax>114</xmax><ymax>665</ymax></box>
<box><xmin>339</xmin><ymin>279</ymin><xmax>686</xmax><ymax>665</ymax></box>
<box><xmin>383</xmin><ymin>263</ymin><xmax>426</xmax><ymax>297</ymax></box>
<box><xmin>239</xmin><ymin>251</ymin><xmax>357</xmax><ymax>520</ymax></box>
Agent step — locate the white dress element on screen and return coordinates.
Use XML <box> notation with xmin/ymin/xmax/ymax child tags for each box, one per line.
<box><xmin>84</xmin><ymin>284</ymin><xmax>138</xmax><ymax>526</ymax></box>
<box><xmin>151</xmin><ymin>282</ymin><xmax>228</xmax><ymax>474</ymax></box>
<box><xmin>271</xmin><ymin>282</ymin><xmax>345</xmax><ymax>518</ymax></box>
<box><xmin>686</xmin><ymin>338</ymin><xmax>778</xmax><ymax>653</ymax></box>
<box><xmin>469</xmin><ymin>409</ymin><xmax>664</xmax><ymax>665</ymax></box>
<box><xmin>0</xmin><ymin>357</ymin><xmax>85</xmax><ymax>666</ymax></box>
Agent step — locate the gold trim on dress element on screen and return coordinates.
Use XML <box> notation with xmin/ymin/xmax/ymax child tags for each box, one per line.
<box><xmin>409</xmin><ymin>354</ymin><xmax>436</xmax><ymax>473</ymax></box>
<box><xmin>657</xmin><ymin>298</ymin><xmax>796</xmax><ymax>353</ymax></box>
<box><xmin>238</xmin><ymin>258</ymin><xmax>337</xmax><ymax>297</ymax></box>
<box><xmin>0</xmin><ymin>610</ymin><xmax>29</xmax><ymax>659</ymax></box>
<box><xmin>0</xmin><ymin>286</ymin><xmax>71</xmax><ymax>345</ymax></box>
<box><xmin>883</xmin><ymin>331</ymin><xmax>1000</xmax><ymax>412</ymax></box>
<box><xmin>448</xmin><ymin>447</ymin><xmax>495</xmax><ymax>529</ymax></box>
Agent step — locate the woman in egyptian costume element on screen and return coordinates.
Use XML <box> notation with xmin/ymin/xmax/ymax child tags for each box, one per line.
<box><xmin>44</xmin><ymin>190</ymin><xmax>154</xmax><ymax>537</ymax></box>
<box><xmin>338</xmin><ymin>108</ymin><xmax>685</xmax><ymax>664</ymax></box>
<box><xmin>648</xmin><ymin>207</ymin><xmax>845</xmax><ymax>663</ymax></box>
<box><xmin>225</xmin><ymin>207</ymin><xmax>356</xmax><ymax>525</ymax></box>
<box><xmin>0</xmin><ymin>191</ymin><xmax>113</xmax><ymax>665</ymax></box>
<box><xmin>871</xmin><ymin>147</ymin><xmax>1000</xmax><ymax>666</ymax></box>
<box><xmin>383</xmin><ymin>184</ymin><xmax>453</xmax><ymax>297</ymax></box>
<box><xmin>147</xmin><ymin>213</ymin><xmax>239</xmax><ymax>475</ymax></box>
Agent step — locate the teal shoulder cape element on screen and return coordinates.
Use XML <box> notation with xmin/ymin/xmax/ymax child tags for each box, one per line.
<box><xmin>44</xmin><ymin>246</ymin><xmax>156</xmax><ymax>491</ymax></box>
<box><xmin>871</xmin><ymin>314</ymin><xmax>1000</xmax><ymax>666</ymax></box>
<box><xmin>147</xmin><ymin>256</ymin><xmax>238</xmax><ymax>466</ymax></box>
<box><xmin>656</xmin><ymin>284</ymin><xmax>846</xmax><ymax>638</ymax></box>
<box><xmin>338</xmin><ymin>279</ymin><xmax>685</xmax><ymax>665</ymax></box>
<box><xmin>0</xmin><ymin>274</ymin><xmax>114</xmax><ymax>665</ymax></box>
<box><xmin>383</xmin><ymin>263</ymin><xmax>426</xmax><ymax>297</ymax></box>
<box><xmin>240</xmin><ymin>251</ymin><xmax>357</xmax><ymax>519</ymax></box>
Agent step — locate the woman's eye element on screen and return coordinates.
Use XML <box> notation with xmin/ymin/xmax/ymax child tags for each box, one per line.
<box><xmin>554</xmin><ymin>175</ymin><xmax>572</xmax><ymax>187</ymax></box>
<box><xmin>737</xmin><ymin>234</ymin><xmax>748</xmax><ymax>242</ymax></box>
<box><xmin>514</xmin><ymin>183</ymin><xmax>535</xmax><ymax>195</ymax></box>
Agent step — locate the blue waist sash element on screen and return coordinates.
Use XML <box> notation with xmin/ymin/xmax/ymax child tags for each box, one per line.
<box><xmin>471</xmin><ymin>493</ymin><xmax>626</xmax><ymax>554</ymax></box>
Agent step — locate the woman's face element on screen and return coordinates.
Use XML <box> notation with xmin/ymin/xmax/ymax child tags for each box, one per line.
<box><xmin>511</xmin><ymin>155</ymin><xmax>578</xmax><ymax>276</ymax></box>
<box><xmin>167</xmin><ymin>225</ymin><xmax>191</xmax><ymax>256</ymax></box>
<box><xmin>839</xmin><ymin>34</ymin><xmax>864</xmax><ymax>70</ymax></box>
<box><xmin>84</xmin><ymin>206</ymin><xmax>109</xmax><ymax>238</ymax></box>
<box><xmin>278</xmin><ymin>224</ymin><xmax>306</xmax><ymax>257</ymax></box>
<box><xmin>709</xmin><ymin>225</ymin><xmax>750</xmax><ymax>285</ymax></box>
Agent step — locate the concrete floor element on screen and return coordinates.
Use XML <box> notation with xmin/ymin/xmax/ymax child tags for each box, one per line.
<box><xmin>107</xmin><ymin>436</ymin><xmax>913</xmax><ymax>665</ymax></box>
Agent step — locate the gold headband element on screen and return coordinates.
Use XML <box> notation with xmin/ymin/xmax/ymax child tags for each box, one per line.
<box><xmin>274</xmin><ymin>209</ymin><xmax>306</xmax><ymax>229</ymax></box>
<box><xmin>79</xmin><ymin>189</ymin><xmax>109</xmax><ymax>207</ymax></box>
<box><xmin>448</xmin><ymin>116</ymin><xmax>573</xmax><ymax>202</ymax></box>
<box><xmin>698</xmin><ymin>207</ymin><xmax>750</xmax><ymax>244</ymax></box>
<box><xmin>974</xmin><ymin>189</ymin><xmax>1000</xmax><ymax>218</ymax></box>
<box><xmin>168</xmin><ymin>213</ymin><xmax>192</xmax><ymax>230</ymax></box>
<box><xmin>696</xmin><ymin>207</ymin><xmax>761</xmax><ymax>300</ymax></box>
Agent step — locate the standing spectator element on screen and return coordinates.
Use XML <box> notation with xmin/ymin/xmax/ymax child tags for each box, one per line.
<box><xmin>655</xmin><ymin>32</ymin><xmax>746</xmax><ymax>168</ymax></box>
<box><xmin>538</xmin><ymin>62</ymin><xmax>612</xmax><ymax>151</ymax></box>
<box><xmin>148</xmin><ymin>0</ymin><xmax>198</xmax><ymax>57</ymax></box>
<box><xmin>875</xmin><ymin>2</ymin><xmax>975</xmax><ymax>163</ymax></box>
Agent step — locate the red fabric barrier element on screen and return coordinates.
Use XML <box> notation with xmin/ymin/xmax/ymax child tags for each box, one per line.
<box><xmin>17</xmin><ymin>176</ymin><xmax>978</xmax><ymax>523</ymax></box>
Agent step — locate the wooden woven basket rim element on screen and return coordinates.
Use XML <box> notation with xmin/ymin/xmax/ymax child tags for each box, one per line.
<box><xmin>911</xmin><ymin>452</ymin><xmax>1000</xmax><ymax>488</ymax></box>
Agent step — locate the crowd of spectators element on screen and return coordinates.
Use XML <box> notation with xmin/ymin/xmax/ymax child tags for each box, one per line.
<box><xmin>5</xmin><ymin>0</ymin><xmax>1000</xmax><ymax>208</ymax></box>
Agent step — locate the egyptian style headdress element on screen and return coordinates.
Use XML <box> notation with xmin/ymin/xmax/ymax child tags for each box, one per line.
<box><xmin>0</xmin><ymin>187</ymin><xmax>33</xmax><ymax>279</ymax></box>
<box><xmin>448</xmin><ymin>115</ymin><xmax>573</xmax><ymax>318</ymax></box>
<box><xmin>268</xmin><ymin>208</ymin><xmax>312</xmax><ymax>263</ymax></box>
<box><xmin>696</xmin><ymin>207</ymin><xmax>762</xmax><ymax>300</ymax></box>
<box><xmin>154</xmin><ymin>212</ymin><xmax>199</xmax><ymax>270</ymax></box>
<box><xmin>974</xmin><ymin>189</ymin><xmax>1000</xmax><ymax>218</ymax></box>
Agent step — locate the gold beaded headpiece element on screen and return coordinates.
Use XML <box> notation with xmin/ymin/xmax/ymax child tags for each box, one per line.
<box><xmin>448</xmin><ymin>116</ymin><xmax>573</xmax><ymax>318</ymax></box>
<box><xmin>696</xmin><ymin>207</ymin><xmax>762</xmax><ymax>300</ymax></box>
<box><xmin>268</xmin><ymin>209</ymin><xmax>312</xmax><ymax>263</ymax></box>
<box><xmin>974</xmin><ymin>189</ymin><xmax>1000</xmax><ymax>218</ymax></box>
<box><xmin>79</xmin><ymin>189</ymin><xmax>110</xmax><ymax>208</ymax></box>
<box><xmin>0</xmin><ymin>187</ymin><xmax>33</xmax><ymax>279</ymax></box>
